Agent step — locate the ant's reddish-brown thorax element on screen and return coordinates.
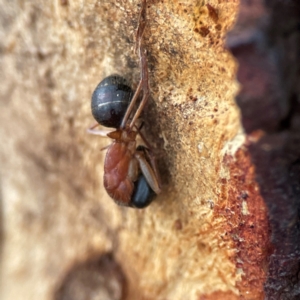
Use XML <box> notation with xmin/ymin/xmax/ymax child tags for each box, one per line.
<box><xmin>107</xmin><ymin>128</ymin><xmax>137</xmax><ymax>142</ymax></box>
<box><xmin>103</xmin><ymin>128</ymin><xmax>138</xmax><ymax>205</ymax></box>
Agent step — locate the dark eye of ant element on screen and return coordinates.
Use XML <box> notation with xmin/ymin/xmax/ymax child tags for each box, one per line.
<box><xmin>91</xmin><ymin>75</ymin><xmax>133</xmax><ymax>128</ymax></box>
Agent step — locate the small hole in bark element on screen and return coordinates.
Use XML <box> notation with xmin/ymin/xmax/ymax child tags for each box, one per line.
<box><xmin>54</xmin><ymin>253</ymin><xmax>126</xmax><ymax>300</ymax></box>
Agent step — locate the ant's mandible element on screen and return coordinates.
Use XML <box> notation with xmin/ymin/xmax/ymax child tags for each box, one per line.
<box><xmin>88</xmin><ymin>0</ymin><xmax>161</xmax><ymax>208</ymax></box>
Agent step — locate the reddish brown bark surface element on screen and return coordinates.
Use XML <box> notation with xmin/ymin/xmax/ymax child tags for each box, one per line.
<box><xmin>228</xmin><ymin>0</ymin><xmax>300</xmax><ymax>298</ymax></box>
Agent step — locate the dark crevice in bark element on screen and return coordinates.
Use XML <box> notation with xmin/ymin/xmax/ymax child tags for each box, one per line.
<box><xmin>227</xmin><ymin>0</ymin><xmax>300</xmax><ymax>299</ymax></box>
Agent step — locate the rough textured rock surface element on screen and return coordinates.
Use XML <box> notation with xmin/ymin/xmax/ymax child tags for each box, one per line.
<box><xmin>1</xmin><ymin>0</ymin><xmax>290</xmax><ymax>299</ymax></box>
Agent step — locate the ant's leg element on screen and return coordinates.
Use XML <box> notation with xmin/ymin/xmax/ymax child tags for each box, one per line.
<box><xmin>100</xmin><ymin>144</ymin><xmax>111</xmax><ymax>151</ymax></box>
<box><xmin>129</xmin><ymin>1</ymin><xmax>150</xmax><ymax>128</ymax></box>
<box><xmin>121</xmin><ymin>0</ymin><xmax>149</xmax><ymax>129</ymax></box>
<box><xmin>129</xmin><ymin>47</ymin><xmax>149</xmax><ymax>129</ymax></box>
<box><xmin>134</xmin><ymin>124</ymin><xmax>153</xmax><ymax>150</ymax></box>
<box><xmin>87</xmin><ymin>122</ymin><xmax>114</xmax><ymax>137</ymax></box>
<box><xmin>120</xmin><ymin>0</ymin><xmax>148</xmax><ymax>128</ymax></box>
<box><xmin>135</xmin><ymin>0</ymin><xmax>147</xmax><ymax>54</ymax></box>
<box><xmin>87</xmin><ymin>123</ymin><xmax>112</xmax><ymax>151</ymax></box>
<box><xmin>135</xmin><ymin>149</ymin><xmax>161</xmax><ymax>195</ymax></box>
<box><xmin>134</xmin><ymin>126</ymin><xmax>162</xmax><ymax>189</ymax></box>
<box><xmin>140</xmin><ymin>146</ymin><xmax>162</xmax><ymax>191</ymax></box>
<box><xmin>120</xmin><ymin>79</ymin><xmax>142</xmax><ymax>128</ymax></box>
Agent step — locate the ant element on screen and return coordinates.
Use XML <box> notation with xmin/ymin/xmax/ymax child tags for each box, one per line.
<box><xmin>88</xmin><ymin>0</ymin><xmax>161</xmax><ymax>208</ymax></box>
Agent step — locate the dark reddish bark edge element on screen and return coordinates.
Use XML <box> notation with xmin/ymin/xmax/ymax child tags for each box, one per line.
<box><xmin>216</xmin><ymin>148</ymin><xmax>271</xmax><ymax>300</ymax></box>
<box><xmin>227</xmin><ymin>0</ymin><xmax>300</xmax><ymax>299</ymax></box>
